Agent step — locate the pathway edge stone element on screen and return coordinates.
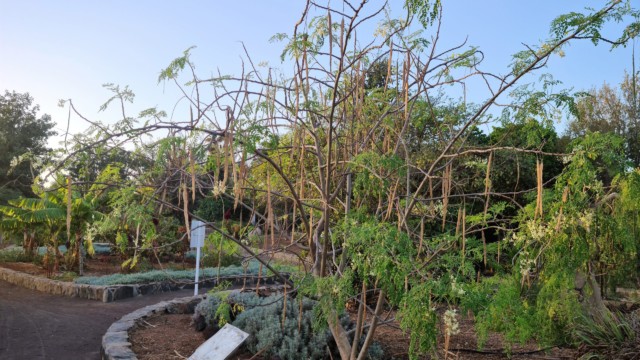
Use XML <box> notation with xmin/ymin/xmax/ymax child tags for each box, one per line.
<box><xmin>0</xmin><ymin>266</ymin><xmax>283</xmax><ymax>302</ymax></box>
<box><xmin>101</xmin><ymin>295</ymin><xmax>205</xmax><ymax>360</ymax></box>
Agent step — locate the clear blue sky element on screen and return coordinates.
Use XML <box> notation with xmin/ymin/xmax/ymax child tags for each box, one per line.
<box><xmin>0</xmin><ymin>1</ymin><xmax>635</xmax><ymax>145</ymax></box>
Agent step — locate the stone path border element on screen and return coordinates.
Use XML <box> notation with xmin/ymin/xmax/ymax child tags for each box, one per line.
<box><xmin>101</xmin><ymin>294</ymin><xmax>204</xmax><ymax>360</ymax></box>
<box><xmin>0</xmin><ymin>266</ymin><xmax>283</xmax><ymax>302</ymax></box>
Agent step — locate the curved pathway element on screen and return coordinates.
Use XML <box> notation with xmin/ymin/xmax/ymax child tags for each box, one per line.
<box><xmin>0</xmin><ymin>279</ymin><xmax>205</xmax><ymax>360</ymax></box>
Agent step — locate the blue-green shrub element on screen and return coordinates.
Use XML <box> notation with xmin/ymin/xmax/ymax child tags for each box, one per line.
<box><xmin>74</xmin><ymin>261</ymin><xmax>264</xmax><ymax>285</ymax></box>
<box><xmin>194</xmin><ymin>292</ymin><xmax>384</xmax><ymax>360</ymax></box>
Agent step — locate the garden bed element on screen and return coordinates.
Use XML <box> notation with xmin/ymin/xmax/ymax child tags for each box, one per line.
<box><xmin>128</xmin><ymin>300</ymin><xmax>580</xmax><ymax>360</ymax></box>
<box><xmin>128</xmin><ymin>288</ymin><xmax>579</xmax><ymax>359</ymax></box>
<box><xmin>0</xmin><ymin>253</ymin><xmax>285</xmax><ymax>302</ymax></box>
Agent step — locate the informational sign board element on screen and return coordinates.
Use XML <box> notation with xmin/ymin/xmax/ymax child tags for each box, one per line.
<box><xmin>190</xmin><ymin>220</ymin><xmax>206</xmax><ymax>248</ymax></box>
<box><xmin>190</xmin><ymin>219</ymin><xmax>206</xmax><ymax>296</ymax></box>
<box><xmin>189</xmin><ymin>324</ymin><xmax>249</xmax><ymax>360</ymax></box>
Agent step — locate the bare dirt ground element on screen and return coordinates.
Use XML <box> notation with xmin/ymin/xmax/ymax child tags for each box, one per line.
<box><xmin>0</xmin><ymin>279</ymin><xmax>207</xmax><ymax>360</ymax></box>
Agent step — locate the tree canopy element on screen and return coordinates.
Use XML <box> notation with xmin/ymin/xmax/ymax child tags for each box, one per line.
<box><xmin>0</xmin><ymin>91</ymin><xmax>56</xmax><ymax>202</ymax></box>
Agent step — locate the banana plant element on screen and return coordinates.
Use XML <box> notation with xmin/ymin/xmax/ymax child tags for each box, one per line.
<box><xmin>0</xmin><ymin>181</ymin><xmax>102</xmax><ymax>275</ymax></box>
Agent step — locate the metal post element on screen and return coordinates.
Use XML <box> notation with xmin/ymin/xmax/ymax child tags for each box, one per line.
<box><xmin>194</xmin><ymin>245</ymin><xmax>201</xmax><ymax>296</ymax></box>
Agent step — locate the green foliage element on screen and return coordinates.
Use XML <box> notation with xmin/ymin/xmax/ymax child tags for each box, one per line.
<box><xmin>158</xmin><ymin>46</ymin><xmax>196</xmax><ymax>83</ymax></box>
<box><xmin>352</xmin><ymin>152</ymin><xmax>406</xmax><ymax>208</ymax></box>
<box><xmin>572</xmin><ymin>310</ymin><xmax>635</xmax><ymax>354</ymax></box>
<box><xmin>0</xmin><ymin>246</ymin><xmax>32</xmax><ymax>263</ymax></box>
<box><xmin>202</xmin><ymin>231</ymin><xmax>241</xmax><ymax>268</ymax></box>
<box><xmin>194</xmin><ymin>196</ymin><xmax>233</xmax><ymax>222</ymax></box>
<box><xmin>474</xmin><ymin>276</ymin><xmax>543</xmax><ymax>351</ymax></box>
<box><xmin>338</xmin><ymin>214</ymin><xmax>415</xmax><ymax>303</ymax></box>
<box><xmin>398</xmin><ymin>283</ymin><xmax>438</xmax><ymax>357</ymax></box>
<box><xmin>404</xmin><ymin>0</ymin><xmax>441</xmax><ymax>28</ymax></box>
<box><xmin>0</xmin><ymin>91</ymin><xmax>56</xmax><ymax>201</ymax></box>
<box><xmin>474</xmin><ymin>132</ymin><xmax>639</xmax><ymax>351</ymax></box>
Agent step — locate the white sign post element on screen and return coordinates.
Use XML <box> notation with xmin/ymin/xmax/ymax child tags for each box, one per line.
<box><xmin>190</xmin><ymin>219</ymin><xmax>206</xmax><ymax>296</ymax></box>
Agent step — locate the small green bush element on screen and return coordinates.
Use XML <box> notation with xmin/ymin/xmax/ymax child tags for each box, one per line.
<box><xmin>0</xmin><ymin>246</ymin><xmax>38</xmax><ymax>263</ymax></box>
<box><xmin>201</xmin><ymin>252</ymin><xmax>241</xmax><ymax>268</ymax></box>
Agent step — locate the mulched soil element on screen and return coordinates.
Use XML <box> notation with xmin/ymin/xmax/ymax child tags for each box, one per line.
<box><xmin>130</xmin><ymin>313</ymin><xmax>255</xmax><ymax>360</ymax></box>
<box><xmin>129</xmin><ymin>306</ymin><xmax>579</xmax><ymax>360</ymax></box>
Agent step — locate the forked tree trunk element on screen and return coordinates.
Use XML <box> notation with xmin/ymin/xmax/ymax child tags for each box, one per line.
<box><xmin>575</xmin><ymin>266</ymin><xmax>609</xmax><ymax>322</ymax></box>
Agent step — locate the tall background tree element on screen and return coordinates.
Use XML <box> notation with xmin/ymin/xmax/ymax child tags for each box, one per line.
<box><xmin>0</xmin><ymin>91</ymin><xmax>56</xmax><ymax>202</ymax></box>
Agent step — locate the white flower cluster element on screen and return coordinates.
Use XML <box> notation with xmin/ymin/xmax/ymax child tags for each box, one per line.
<box><xmin>577</xmin><ymin>210</ymin><xmax>594</xmax><ymax>233</ymax></box>
<box><xmin>443</xmin><ymin>309</ymin><xmax>460</xmax><ymax>336</ymax></box>
<box><xmin>526</xmin><ymin>220</ymin><xmax>547</xmax><ymax>241</ymax></box>
<box><xmin>518</xmin><ymin>250</ymin><xmax>535</xmax><ymax>278</ymax></box>
<box><xmin>450</xmin><ymin>275</ymin><xmax>465</xmax><ymax>297</ymax></box>
<box><xmin>212</xmin><ymin>181</ymin><xmax>225</xmax><ymax>198</ymax></box>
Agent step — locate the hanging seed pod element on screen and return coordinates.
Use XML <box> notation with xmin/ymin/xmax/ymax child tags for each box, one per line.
<box><xmin>182</xmin><ymin>184</ymin><xmax>190</xmax><ymax>241</ymax></box>
<box><xmin>441</xmin><ymin>163</ymin><xmax>452</xmax><ymax>231</ymax></box>
<box><xmin>66</xmin><ymin>176</ymin><xmax>72</xmax><ymax>243</ymax></box>
<box><xmin>190</xmin><ymin>148</ymin><xmax>196</xmax><ymax>202</ymax></box>
<box><xmin>535</xmin><ymin>158</ymin><xmax>544</xmax><ymax>219</ymax></box>
<box><xmin>482</xmin><ymin>152</ymin><xmax>493</xmax><ymax>266</ymax></box>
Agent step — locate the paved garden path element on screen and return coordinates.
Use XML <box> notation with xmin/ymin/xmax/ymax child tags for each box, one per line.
<box><xmin>0</xmin><ymin>279</ymin><xmax>204</xmax><ymax>360</ymax></box>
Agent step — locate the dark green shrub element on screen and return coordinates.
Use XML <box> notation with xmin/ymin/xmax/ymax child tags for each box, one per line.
<box><xmin>0</xmin><ymin>246</ymin><xmax>31</xmax><ymax>263</ymax></box>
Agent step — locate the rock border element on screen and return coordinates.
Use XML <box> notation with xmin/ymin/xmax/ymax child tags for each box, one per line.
<box><xmin>102</xmin><ymin>283</ymin><xmax>288</xmax><ymax>360</ymax></box>
<box><xmin>101</xmin><ymin>294</ymin><xmax>204</xmax><ymax>360</ymax></box>
<box><xmin>0</xmin><ymin>266</ymin><xmax>283</xmax><ymax>302</ymax></box>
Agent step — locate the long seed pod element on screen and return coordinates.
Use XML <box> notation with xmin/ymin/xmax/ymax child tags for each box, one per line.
<box><xmin>441</xmin><ymin>163</ymin><xmax>452</xmax><ymax>231</ymax></box>
<box><xmin>535</xmin><ymin>158</ymin><xmax>544</xmax><ymax>219</ymax></box>
<box><xmin>385</xmin><ymin>41</ymin><xmax>393</xmax><ymax>89</ymax></box>
<box><xmin>385</xmin><ymin>179</ymin><xmax>399</xmax><ymax>221</ymax></box>
<box><xmin>66</xmin><ymin>176</ymin><xmax>72</xmax><ymax>243</ymax></box>
<box><xmin>462</xmin><ymin>206</ymin><xmax>466</xmax><ymax>266</ymax></box>
<box><xmin>182</xmin><ymin>184</ymin><xmax>190</xmax><ymax>241</ymax></box>
<box><xmin>455</xmin><ymin>207</ymin><xmax>462</xmax><ymax>237</ymax></box>
<box><xmin>158</xmin><ymin>186</ymin><xmax>167</xmax><ymax>214</ymax></box>
<box><xmin>189</xmin><ymin>148</ymin><xmax>196</xmax><ymax>202</ymax></box>
<box><xmin>556</xmin><ymin>186</ymin><xmax>569</xmax><ymax>231</ymax></box>
<box><xmin>429</xmin><ymin>176</ymin><xmax>434</xmax><ymax>216</ymax></box>
<box><xmin>418</xmin><ymin>217</ymin><xmax>424</xmax><ymax>256</ymax></box>
<box><xmin>404</xmin><ymin>51</ymin><xmax>410</xmax><ymax>121</ymax></box>
<box><xmin>482</xmin><ymin>152</ymin><xmax>493</xmax><ymax>266</ymax></box>
<box><xmin>328</xmin><ymin>9</ymin><xmax>332</xmax><ymax>73</ymax></box>
<box><xmin>222</xmin><ymin>133</ymin><xmax>230</xmax><ymax>187</ymax></box>
<box><xmin>267</xmin><ymin>168</ymin><xmax>275</xmax><ymax>247</ymax></box>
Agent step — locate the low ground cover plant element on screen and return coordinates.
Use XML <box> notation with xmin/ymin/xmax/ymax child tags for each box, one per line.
<box><xmin>75</xmin><ymin>261</ymin><xmax>265</xmax><ymax>286</ymax></box>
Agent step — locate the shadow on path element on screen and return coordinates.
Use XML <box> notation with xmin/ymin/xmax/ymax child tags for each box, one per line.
<box><xmin>0</xmin><ymin>279</ymin><xmax>205</xmax><ymax>360</ymax></box>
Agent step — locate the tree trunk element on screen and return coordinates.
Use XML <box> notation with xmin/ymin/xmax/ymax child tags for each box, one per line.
<box><xmin>77</xmin><ymin>233</ymin><xmax>84</xmax><ymax>276</ymax></box>
<box><xmin>575</xmin><ymin>266</ymin><xmax>609</xmax><ymax>322</ymax></box>
<box><xmin>327</xmin><ymin>311</ymin><xmax>352</xmax><ymax>360</ymax></box>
